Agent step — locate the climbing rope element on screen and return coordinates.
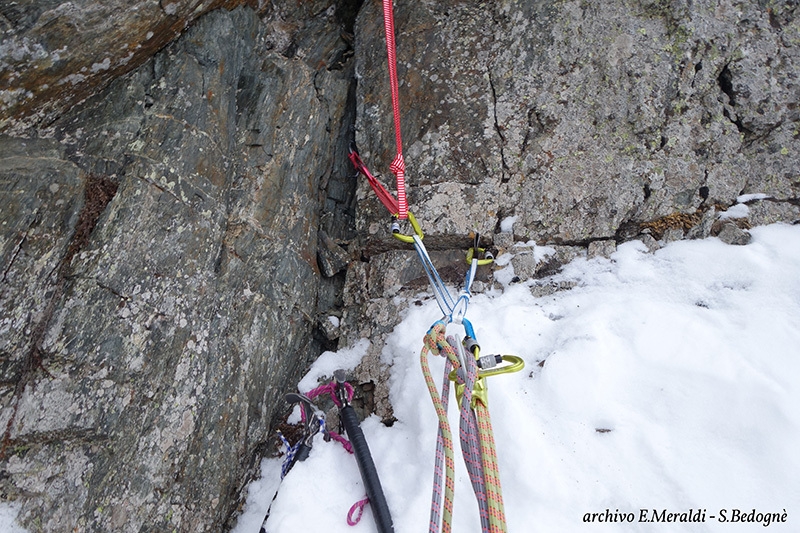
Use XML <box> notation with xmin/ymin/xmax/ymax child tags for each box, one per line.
<box><xmin>453</xmin><ymin>335</ymin><xmax>490</xmax><ymax>532</ymax></box>
<box><xmin>348</xmin><ymin>3</ymin><xmax>526</xmax><ymax>531</ymax></box>
<box><xmin>382</xmin><ymin>0</ymin><xmax>407</xmax><ymax>219</ymax></box>
<box><xmin>349</xmin><ymin>148</ymin><xmax>523</xmax><ymax>532</ymax></box>
<box><xmin>421</xmin><ymin>325</ymin><xmax>457</xmax><ymax>533</ymax></box>
<box><xmin>421</xmin><ymin>322</ymin><xmax>514</xmax><ymax>533</ymax></box>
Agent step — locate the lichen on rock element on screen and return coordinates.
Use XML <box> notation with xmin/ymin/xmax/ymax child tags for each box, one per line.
<box><xmin>0</xmin><ymin>0</ymin><xmax>798</xmax><ymax>531</ymax></box>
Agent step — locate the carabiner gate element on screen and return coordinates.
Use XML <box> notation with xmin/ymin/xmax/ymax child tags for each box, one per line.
<box><xmin>390</xmin><ymin>211</ymin><xmax>424</xmax><ymax>244</ymax></box>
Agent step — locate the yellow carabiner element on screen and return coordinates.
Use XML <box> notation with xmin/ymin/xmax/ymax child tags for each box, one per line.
<box><xmin>465</xmin><ymin>246</ymin><xmax>494</xmax><ymax>267</ymax></box>
<box><xmin>450</xmin><ymin>347</ymin><xmax>524</xmax><ymax>408</ymax></box>
<box><xmin>392</xmin><ymin>211</ymin><xmax>424</xmax><ymax>244</ymax></box>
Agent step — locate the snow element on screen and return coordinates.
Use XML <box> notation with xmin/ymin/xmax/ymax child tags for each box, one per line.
<box><xmin>2</xmin><ymin>225</ymin><xmax>798</xmax><ymax>532</ymax></box>
<box><xmin>235</xmin><ymin>223</ymin><xmax>800</xmax><ymax>533</ymax></box>
<box><xmin>737</xmin><ymin>193</ymin><xmax>771</xmax><ymax>203</ymax></box>
<box><xmin>297</xmin><ymin>339</ymin><xmax>370</xmax><ymax>393</ymax></box>
<box><xmin>0</xmin><ymin>502</ymin><xmax>27</xmax><ymax>533</ymax></box>
<box><xmin>718</xmin><ymin>202</ymin><xmax>749</xmax><ymax>219</ymax></box>
<box><xmin>499</xmin><ymin>216</ymin><xmax>518</xmax><ymax>233</ymax></box>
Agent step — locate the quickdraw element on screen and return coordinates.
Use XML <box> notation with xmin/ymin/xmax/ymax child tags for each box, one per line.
<box><xmin>348</xmin><ymin>1</ymin><xmax>525</xmax><ymax>531</ymax></box>
<box><xmin>350</xmin><ymin>119</ymin><xmax>523</xmax><ymax>533</ymax></box>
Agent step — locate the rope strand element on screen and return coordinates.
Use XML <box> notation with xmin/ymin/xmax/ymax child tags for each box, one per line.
<box><xmin>451</xmin><ymin>336</ymin><xmax>491</xmax><ymax>532</ymax></box>
<box><xmin>422</xmin><ymin>324</ymin><xmax>457</xmax><ymax>532</ymax></box>
<box><xmin>422</xmin><ymin>324</ymin><xmax>509</xmax><ymax>533</ymax></box>
<box><xmin>382</xmin><ymin>0</ymin><xmax>407</xmax><ymax>218</ymax></box>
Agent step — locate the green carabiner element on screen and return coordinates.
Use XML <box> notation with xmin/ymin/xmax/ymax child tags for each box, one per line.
<box><xmin>450</xmin><ymin>347</ymin><xmax>524</xmax><ymax>408</ymax></box>
<box><xmin>465</xmin><ymin>246</ymin><xmax>494</xmax><ymax>267</ymax></box>
<box><xmin>391</xmin><ymin>211</ymin><xmax>424</xmax><ymax>244</ymax></box>
<box><xmin>465</xmin><ymin>231</ymin><xmax>493</xmax><ymax>266</ymax></box>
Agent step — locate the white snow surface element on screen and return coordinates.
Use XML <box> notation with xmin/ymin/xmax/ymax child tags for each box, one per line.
<box><xmin>718</xmin><ymin>203</ymin><xmax>750</xmax><ymax>219</ymax></box>
<box><xmin>297</xmin><ymin>338</ymin><xmax>370</xmax><ymax>393</ymax></box>
<box><xmin>500</xmin><ymin>216</ymin><xmax>518</xmax><ymax>233</ymax></box>
<box><xmin>2</xmin><ymin>225</ymin><xmax>798</xmax><ymax>532</ymax></box>
<box><xmin>234</xmin><ymin>223</ymin><xmax>800</xmax><ymax>533</ymax></box>
<box><xmin>737</xmin><ymin>193</ymin><xmax>772</xmax><ymax>203</ymax></box>
<box><xmin>0</xmin><ymin>502</ymin><xmax>27</xmax><ymax>533</ymax></box>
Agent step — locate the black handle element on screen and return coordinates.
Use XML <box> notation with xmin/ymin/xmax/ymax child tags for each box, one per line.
<box><xmin>294</xmin><ymin>442</ymin><xmax>312</xmax><ymax>463</ymax></box>
<box><xmin>339</xmin><ymin>405</ymin><xmax>395</xmax><ymax>533</ymax></box>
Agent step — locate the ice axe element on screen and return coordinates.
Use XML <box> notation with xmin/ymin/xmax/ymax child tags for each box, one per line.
<box><xmin>333</xmin><ymin>369</ymin><xmax>395</xmax><ymax>533</ymax></box>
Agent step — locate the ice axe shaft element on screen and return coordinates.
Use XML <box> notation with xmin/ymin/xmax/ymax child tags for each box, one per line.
<box><xmin>334</xmin><ymin>370</ymin><xmax>394</xmax><ymax>533</ymax></box>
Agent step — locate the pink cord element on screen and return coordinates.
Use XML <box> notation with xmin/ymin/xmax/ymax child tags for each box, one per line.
<box><xmin>306</xmin><ymin>381</ymin><xmax>354</xmax><ymax>408</ymax></box>
<box><xmin>302</xmin><ymin>381</ymin><xmax>365</xmax><ymax>526</ymax></box>
<box><xmin>328</xmin><ymin>430</ymin><xmax>354</xmax><ymax>454</ymax></box>
<box><xmin>347</xmin><ymin>497</ymin><xmax>370</xmax><ymax>526</ymax></box>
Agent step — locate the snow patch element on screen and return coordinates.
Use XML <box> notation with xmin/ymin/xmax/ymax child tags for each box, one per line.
<box><xmin>297</xmin><ymin>338</ymin><xmax>370</xmax><ymax>393</ymax></box>
<box><xmin>737</xmin><ymin>193</ymin><xmax>771</xmax><ymax>203</ymax></box>
<box><xmin>236</xmin><ymin>224</ymin><xmax>800</xmax><ymax>533</ymax></box>
<box><xmin>500</xmin><ymin>215</ymin><xmax>517</xmax><ymax>233</ymax></box>
<box><xmin>0</xmin><ymin>502</ymin><xmax>28</xmax><ymax>533</ymax></box>
<box><xmin>719</xmin><ymin>202</ymin><xmax>750</xmax><ymax>219</ymax></box>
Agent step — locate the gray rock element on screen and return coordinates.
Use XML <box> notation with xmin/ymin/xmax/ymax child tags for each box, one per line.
<box><xmin>0</xmin><ymin>4</ymin><xmax>359</xmax><ymax>532</ymax></box>
<box><xmin>2</xmin><ymin>0</ymin><xmax>799</xmax><ymax>530</ymax></box>
<box><xmin>587</xmin><ymin>240</ymin><xmax>617</xmax><ymax>259</ymax></box>
<box><xmin>471</xmin><ymin>280</ymin><xmax>487</xmax><ymax>294</ymax></box>
<box><xmin>717</xmin><ymin>222</ymin><xmax>752</xmax><ymax>246</ymax></box>
<box><xmin>318</xmin><ymin>230</ymin><xmax>350</xmax><ymax>277</ymax></box>
<box><xmin>535</xmin><ymin>245</ymin><xmax>583</xmax><ymax>278</ymax></box>
<box><xmin>319</xmin><ymin>314</ymin><xmax>341</xmax><ymax>341</ymax></box>
<box><xmin>530</xmin><ymin>279</ymin><xmax>579</xmax><ymax>298</ymax></box>
<box><xmin>686</xmin><ymin>209</ymin><xmax>718</xmax><ymax>240</ymax></box>
<box><xmin>493</xmin><ymin>232</ymin><xmax>515</xmax><ymax>253</ymax></box>
<box><xmin>510</xmin><ymin>246</ymin><xmax>538</xmax><ymax>280</ymax></box>
<box><xmin>746</xmin><ymin>198</ymin><xmax>800</xmax><ymax>227</ymax></box>
<box><xmin>0</xmin><ymin>0</ymin><xmax>257</xmax><ymax>132</ymax></box>
<box><xmin>639</xmin><ymin>233</ymin><xmax>661</xmax><ymax>253</ymax></box>
<box><xmin>663</xmin><ymin>227</ymin><xmax>686</xmax><ymax>243</ymax></box>
<box><xmin>352</xmin><ymin>0</ymin><xmax>798</xmax><ymax>244</ymax></box>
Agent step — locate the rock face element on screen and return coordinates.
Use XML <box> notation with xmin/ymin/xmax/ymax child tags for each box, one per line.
<box><xmin>0</xmin><ymin>0</ymin><xmax>257</xmax><ymax>131</ymax></box>
<box><xmin>342</xmin><ymin>0</ymin><xmax>799</xmax><ymax>421</ymax></box>
<box><xmin>0</xmin><ymin>0</ymin><xmax>798</xmax><ymax>531</ymax></box>
<box><xmin>1</xmin><ymin>2</ymin><xmax>359</xmax><ymax>531</ymax></box>
<box><xmin>352</xmin><ymin>0</ymin><xmax>799</xmax><ymax>245</ymax></box>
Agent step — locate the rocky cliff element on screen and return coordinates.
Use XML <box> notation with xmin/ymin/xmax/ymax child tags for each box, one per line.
<box><xmin>0</xmin><ymin>0</ymin><xmax>797</xmax><ymax>531</ymax></box>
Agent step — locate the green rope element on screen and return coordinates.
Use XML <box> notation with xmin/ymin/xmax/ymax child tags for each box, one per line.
<box><xmin>475</xmin><ymin>401</ymin><xmax>507</xmax><ymax>533</ymax></box>
<box><xmin>422</xmin><ymin>321</ymin><xmax>509</xmax><ymax>533</ymax></box>
<box><xmin>422</xmin><ymin>323</ymin><xmax>459</xmax><ymax>533</ymax></box>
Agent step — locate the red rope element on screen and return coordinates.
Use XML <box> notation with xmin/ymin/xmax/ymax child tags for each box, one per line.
<box><xmin>382</xmin><ymin>0</ymin><xmax>408</xmax><ymax>219</ymax></box>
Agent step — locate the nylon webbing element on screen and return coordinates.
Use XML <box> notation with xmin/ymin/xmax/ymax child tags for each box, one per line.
<box><xmin>349</xmin><ymin>150</ymin><xmax>399</xmax><ymax>215</ymax></box>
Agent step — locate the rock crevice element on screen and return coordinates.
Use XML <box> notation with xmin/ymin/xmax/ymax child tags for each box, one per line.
<box><xmin>0</xmin><ymin>0</ymin><xmax>797</xmax><ymax>531</ymax></box>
